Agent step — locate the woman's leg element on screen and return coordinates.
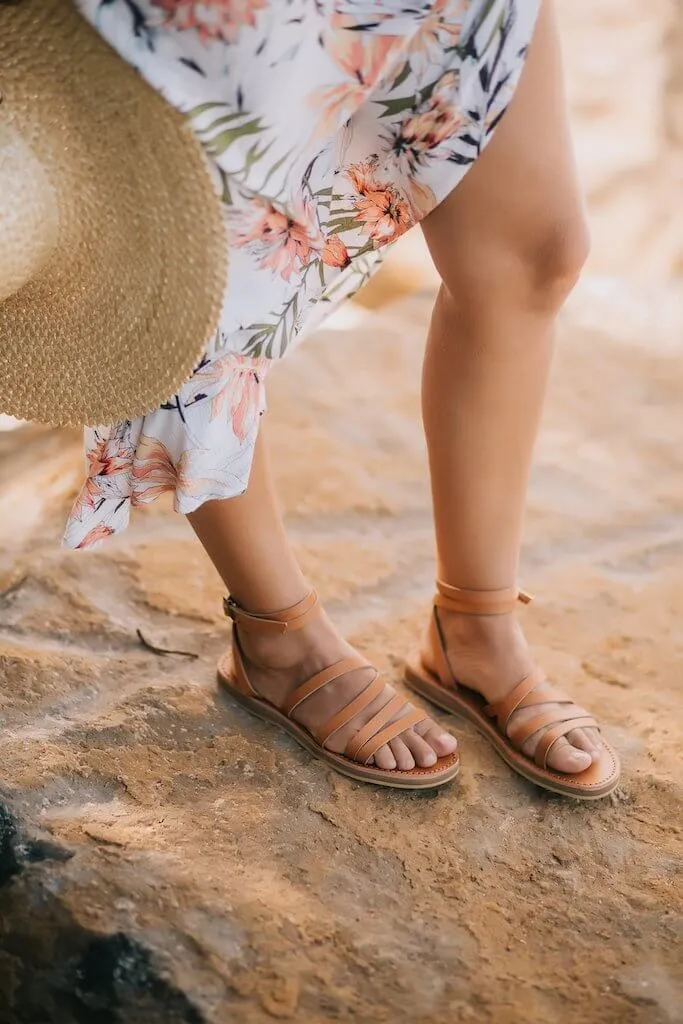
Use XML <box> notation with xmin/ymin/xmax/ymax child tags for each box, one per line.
<box><xmin>188</xmin><ymin>432</ymin><xmax>457</xmax><ymax>770</ymax></box>
<box><xmin>420</xmin><ymin>0</ymin><xmax>600</xmax><ymax>773</ymax></box>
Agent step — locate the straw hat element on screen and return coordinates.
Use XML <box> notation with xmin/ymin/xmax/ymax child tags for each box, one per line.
<box><xmin>0</xmin><ymin>0</ymin><xmax>227</xmax><ymax>427</ymax></box>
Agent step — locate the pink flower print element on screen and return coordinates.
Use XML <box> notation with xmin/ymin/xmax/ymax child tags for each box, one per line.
<box><xmin>188</xmin><ymin>354</ymin><xmax>268</xmax><ymax>437</ymax></box>
<box><xmin>76</xmin><ymin>525</ymin><xmax>116</xmax><ymax>550</ymax></box>
<box><xmin>391</xmin><ymin>72</ymin><xmax>465</xmax><ymax>173</ymax></box>
<box><xmin>70</xmin><ymin>430</ymin><xmax>133</xmax><ymax>521</ymax></box>
<box><xmin>311</xmin><ymin>31</ymin><xmax>400</xmax><ymax>135</ymax></box>
<box><xmin>131</xmin><ymin>436</ymin><xmax>227</xmax><ymax>508</ymax></box>
<box><xmin>325</xmin><ymin>16</ymin><xmax>400</xmax><ymax>86</ymax></box>
<box><xmin>234</xmin><ymin>199</ymin><xmax>322</xmax><ymax>281</ymax></box>
<box><xmin>408</xmin><ymin>0</ymin><xmax>466</xmax><ymax>62</ymax></box>
<box><xmin>150</xmin><ymin>0</ymin><xmax>267</xmax><ymax>43</ymax></box>
<box><xmin>131</xmin><ymin>436</ymin><xmax>204</xmax><ymax>506</ymax></box>
<box><xmin>346</xmin><ymin>161</ymin><xmax>413</xmax><ymax>245</ymax></box>
<box><xmin>130</xmin><ymin>436</ymin><xmax>178</xmax><ymax>504</ymax></box>
<box><xmin>321</xmin><ymin>235</ymin><xmax>351</xmax><ymax>269</ymax></box>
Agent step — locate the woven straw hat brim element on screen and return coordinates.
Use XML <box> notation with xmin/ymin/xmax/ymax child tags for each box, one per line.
<box><xmin>0</xmin><ymin>0</ymin><xmax>227</xmax><ymax>427</ymax></box>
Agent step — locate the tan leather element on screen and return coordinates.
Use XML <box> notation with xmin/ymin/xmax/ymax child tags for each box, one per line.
<box><xmin>229</xmin><ymin>631</ymin><xmax>259</xmax><ymax>698</ymax></box>
<box><xmin>220</xmin><ymin>590</ymin><xmax>459</xmax><ymax>787</ymax></box>
<box><xmin>283</xmin><ymin>656</ymin><xmax>366</xmax><ymax>717</ymax></box>
<box><xmin>350</xmin><ymin>707</ymin><xmax>428</xmax><ymax>765</ymax></box>
<box><xmin>532</xmin><ymin>716</ymin><xmax>598</xmax><ymax>770</ymax></box>
<box><xmin>434</xmin><ymin>581</ymin><xmax>533</xmax><ymax>616</ymax></box>
<box><xmin>404</xmin><ymin>580</ymin><xmax>620</xmax><ymax>799</ymax></box>
<box><xmin>507</xmin><ymin>706</ymin><xmax>596</xmax><ymax>748</ymax></box>
<box><xmin>315</xmin><ymin>674</ymin><xmax>385</xmax><ymax>747</ymax></box>
<box><xmin>344</xmin><ymin>696</ymin><xmax>427</xmax><ymax>764</ymax></box>
<box><xmin>223</xmin><ymin>590</ymin><xmax>319</xmax><ymax>635</ymax></box>
<box><xmin>483</xmin><ymin>667</ymin><xmax>549</xmax><ymax>730</ymax></box>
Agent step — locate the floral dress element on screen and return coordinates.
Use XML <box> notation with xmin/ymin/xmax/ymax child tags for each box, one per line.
<box><xmin>65</xmin><ymin>0</ymin><xmax>540</xmax><ymax>549</ymax></box>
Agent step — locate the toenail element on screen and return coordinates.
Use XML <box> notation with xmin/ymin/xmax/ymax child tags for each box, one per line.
<box><xmin>423</xmin><ymin>751</ymin><xmax>437</xmax><ymax>766</ymax></box>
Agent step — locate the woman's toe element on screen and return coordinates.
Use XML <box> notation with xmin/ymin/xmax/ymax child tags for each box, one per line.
<box><xmin>546</xmin><ymin>736</ymin><xmax>592</xmax><ymax>774</ymax></box>
<box><xmin>566</xmin><ymin>727</ymin><xmax>596</xmax><ymax>759</ymax></box>
<box><xmin>403</xmin><ymin>729</ymin><xmax>437</xmax><ymax>768</ymax></box>
<box><xmin>567</xmin><ymin>726</ymin><xmax>603</xmax><ymax>761</ymax></box>
<box><xmin>373</xmin><ymin>745</ymin><xmax>397</xmax><ymax>771</ymax></box>
<box><xmin>415</xmin><ymin>719</ymin><xmax>458</xmax><ymax>757</ymax></box>
<box><xmin>585</xmin><ymin>727</ymin><xmax>603</xmax><ymax>757</ymax></box>
<box><xmin>389</xmin><ymin>737</ymin><xmax>415</xmax><ymax>771</ymax></box>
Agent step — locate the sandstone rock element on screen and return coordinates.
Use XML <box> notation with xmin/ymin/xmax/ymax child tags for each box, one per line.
<box><xmin>0</xmin><ymin>289</ymin><xmax>681</xmax><ymax>1023</ymax></box>
<box><xmin>1</xmin><ymin>6</ymin><xmax>682</xmax><ymax>1020</ymax></box>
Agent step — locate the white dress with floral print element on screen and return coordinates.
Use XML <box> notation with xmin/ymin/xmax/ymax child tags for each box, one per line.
<box><xmin>65</xmin><ymin>0</ymin><xmax>540</xmax><ymax>549</ymax></box>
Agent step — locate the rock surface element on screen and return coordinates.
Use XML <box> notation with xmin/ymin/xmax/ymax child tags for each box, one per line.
<box><xmin>557</xmin><ymin>0</ymin><xmax>683</xmax><ymax>280</ymax></box>
<box><xmin>2</xmin><ymin>3</ymin><xmax>683</xmax><ymax>1021</ymax></box>
<box><xmin>0</xmin><ymin>286</ymin><xmax>682</xmax><ymax>1023</ymax></box>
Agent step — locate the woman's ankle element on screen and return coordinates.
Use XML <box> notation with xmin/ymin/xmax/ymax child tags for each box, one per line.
<box><xmin>237</xmin><ymin>608</ymin><xmax>349</xmax><ymax>675</ymax></box>
<box><xmin>430</xmin><ymin>608</ymin><xmax>534</xmax><ymax>699</ymax></box>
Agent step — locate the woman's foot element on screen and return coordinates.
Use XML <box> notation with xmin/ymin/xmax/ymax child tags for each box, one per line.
<box><xmin>236</xmin><ymin>604</ymin><xmax>458</xmax><ymax>771</ymax></box>
<box><xmin>424</xmin><ymin>608</ymin><xmax>602</xmax><ymax>774</ymax></box>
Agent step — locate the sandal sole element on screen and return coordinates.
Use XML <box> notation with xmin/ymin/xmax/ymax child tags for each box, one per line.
<box><xmin>217</xmin><ymin>656</ymin><xmax>460</xmax><ymax>791</ymax></box>
<box><xmin>405</xmin><ymin>663</ymin><xmax>620</xmax><ymax>800</ymax></box>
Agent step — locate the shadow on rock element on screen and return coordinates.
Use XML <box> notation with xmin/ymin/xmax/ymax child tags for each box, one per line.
<box><xmin>0</xmin><ymin>800</ymin><xmax>205</xmax><ymax>1024</ymax></box>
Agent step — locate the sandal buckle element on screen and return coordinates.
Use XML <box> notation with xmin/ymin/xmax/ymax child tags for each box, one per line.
<box><xmin>223</xmin><ymin>595</ymin><xmax>290</xmax><ymax>634</ymax></box>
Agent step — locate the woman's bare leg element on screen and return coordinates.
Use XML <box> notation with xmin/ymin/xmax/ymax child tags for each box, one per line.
<box><xmin>420</xmin><ymin>0</ymin><xmax>600</xmax><ymax>773</ymax></box>
<box><xmin>188</xmin><ymin>432</ymin><xmax>457</xmax><ymax>770</ymax></box>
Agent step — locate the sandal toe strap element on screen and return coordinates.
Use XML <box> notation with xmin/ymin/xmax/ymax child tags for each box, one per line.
<box><xmin>345</xmin><ymin>696</ymin><xmax>427</xmax><ymax>765</ymax></box>
<box><xmin>533</xmin><ymin>716</ymin><xmax>599</xmax><ymax>769</ymax></box>
<box><xmin>316</xmin><ymin>673</ymin><xmax>384</xmax><ymax>747</ymax></box>
<box><xmin>485</xmin><ymin>666</ymin><xmax>549</xmax><ymax>731</ymax></box>
<box><xmin>353</xmin><ymin>707</ymin><xmax>428</xmax><ymax>765</ymax></box>
<box><xmin>283</xmin><ymin>655</ymin><xmax>367</xmax><ymax>717</ymax></box>
<box><xmin>508</xmin><ymin>707</ymin><xmax>598</xmax><ymax>749</ymax></box>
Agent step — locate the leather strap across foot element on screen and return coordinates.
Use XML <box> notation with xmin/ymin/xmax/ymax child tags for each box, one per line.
<box><xmin>484</xmin><ymin>667</ymin><xmax>599</xmax><ymax>770</ymax></box>
<box><xmin>433</xmin><ymin>582</ymin><xmax>601</xmax><ymax>770</ymax></box>
<box><xmin>225</xmin><ymin>590</ymin><xmax>429</xmax><ymax>767</ymax></box>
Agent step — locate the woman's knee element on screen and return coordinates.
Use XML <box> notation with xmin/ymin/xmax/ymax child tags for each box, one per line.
<box><xmin>435</xmin><ymin>209</ymin><xmax>590</xmax><ymax>314</ymax></box>
<box><xmin>520</xmin><ymin>212</ymin><xmax>591</xmax><ymax>309</ymax></box>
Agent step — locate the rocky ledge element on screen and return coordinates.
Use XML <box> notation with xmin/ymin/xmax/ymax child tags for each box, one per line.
<box><xmin>0</xmin><ymin>290</ymin><xmax>681</xmax><ymax>1023</ymax></box>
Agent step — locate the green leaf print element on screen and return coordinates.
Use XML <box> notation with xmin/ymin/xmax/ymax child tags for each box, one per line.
<box><xmin>377</xmin><ymin>94</ymin><xmax>420</xmax><ymax>118</ymax></box>
<box><xmin>459</xmin><ymin>0</ymin><xmax>505</xmax><ymax>59</ymax></box>
<box><xmin>259</xmin><ymin>150</ymin><xmax>293</xmax><ymax>192</ymax></box>
<box><xmin>206</xmin><ymin>118</ymin><xmax>265</xmax><ymax>157</ymax></box>
<box><xmin>194</xmin><ymin>112</ymin><xmax>246</xmax><ymax>134</ymax></box>
<box><xmin>242</xmin><ymin>139</ymin><xmax>275</xmax><ymax>175</ymax></box>
<box><xmin>185</xmin><ymin>101</ymin><xmax>229</xmax><ymax>119</ymax></box>
<box><xmin>391</xmin><ymin>61</ymin><xmax>411</xmax><ymax>92</ymax></box>
<box><xmin>215</xmin><ymin>167</ymin><xmax>232</xmax><ymax>205</ymax></box>
<box><xmin>324</xmin><ymin>216</ymin><xmax>360</xmax><ymax>235</ymax></box>
<box><xmin>378</xmin><ymin>82</ymin><xmax>434</xmax><ymax>120</ymax></box>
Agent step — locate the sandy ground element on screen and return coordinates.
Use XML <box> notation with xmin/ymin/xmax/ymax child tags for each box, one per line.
<box><xmin>1</xmin><ymin>2</ymin><xmax>682</xmax><ymax>1021</ymax></box>
<box><xmin>0</xmin><ymin>281</ymin><xmax>681</xmax><ymax>1022</ymax></box>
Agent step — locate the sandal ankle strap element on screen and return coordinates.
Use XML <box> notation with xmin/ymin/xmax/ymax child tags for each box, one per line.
<box><xmin>223</xmin><ymin>590</ymin><xmax>320</xmax><ymax>635</ymax></box>
<box><xmin>435</xmin><ymin>581</ymin><xmax>533</xmax><ymax>616</ymax></box>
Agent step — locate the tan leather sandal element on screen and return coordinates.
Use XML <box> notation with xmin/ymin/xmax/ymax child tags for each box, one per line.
<box><xmin>405</xmin><ymin>582</ymin><xmax>620</xmax><ymax>799</ymax></box>
<box><xmin>217</xmin><ymin>590</ymin><xmax>459</xmax><ymax>790</ymax></box>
